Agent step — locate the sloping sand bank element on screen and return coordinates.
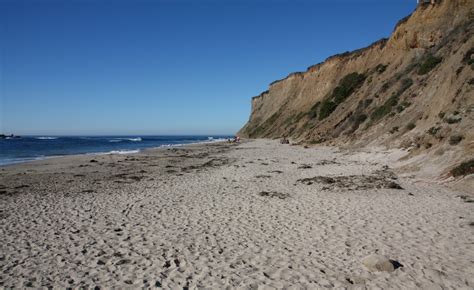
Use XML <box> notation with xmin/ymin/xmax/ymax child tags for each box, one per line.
<box><xmin>1</xmin><ymin>140</ymin><xmax>473</xmax><ymax>288</ymax></box>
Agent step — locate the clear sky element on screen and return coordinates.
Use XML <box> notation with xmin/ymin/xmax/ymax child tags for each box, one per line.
<box><xmin>0</xmin><ymin>0</ymin><xmax>416</xmax><ymax>136</ymax></box>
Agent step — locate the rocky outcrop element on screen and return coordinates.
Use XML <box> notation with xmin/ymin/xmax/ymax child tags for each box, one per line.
<box><xmin>239</xmin><ymin>0</ymin><xmax>474</xmax><ymax>177</ymax></box>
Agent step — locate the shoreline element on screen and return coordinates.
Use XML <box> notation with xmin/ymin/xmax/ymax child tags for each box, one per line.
<box><xmin>0</xmin><ymin>138</ymin><xmax>230</xmax><ymax>167</ymax></box>
<box><xmin>1</xmin><ymin>139</ymin><xmax>473</xmax><ymax>288</ymax></box>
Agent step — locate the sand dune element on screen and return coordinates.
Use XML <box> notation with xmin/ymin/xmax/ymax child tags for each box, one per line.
<box><xmin>0</xmin><ymin>140</ymin><xmax>473</xmax><ymax>288</ymax></box>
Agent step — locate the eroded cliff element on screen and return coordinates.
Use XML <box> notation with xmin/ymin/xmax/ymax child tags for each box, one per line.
<box><xmin>239</xmin><ymin>0</ymin><xmax>474</xmax><ymax>178</ymax></box>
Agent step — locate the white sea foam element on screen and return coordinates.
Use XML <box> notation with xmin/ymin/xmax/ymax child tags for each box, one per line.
<box><xmin>109</xmin><ymin>137</ymin><xmax>142</xmax><ymax>142</ymax></box>
<box><xmin>0</xmin><ymin>155</ymin><xmax>51</xmax><ymax>166</ymax></box>
<box><xmin>204</xmin><ymin>138</ymin><xmax>227</xmax><ymax>143</ymax></box>
<box><xmin>35</xmin><ymin>137</ymin><xmax>58</xmax><ymax>140</ymax></box>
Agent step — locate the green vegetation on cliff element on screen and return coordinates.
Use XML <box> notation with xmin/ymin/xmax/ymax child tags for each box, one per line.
<box><xmin>417</xmin><ymin>54</ymin><xmax>443</xmax><ymax>75</ymax></box>
<box><xmin>451</xmin><ymin>159</ymin><xmax>474</xmax><ymax>177</ymax></box>
<box><xmin>319</xmin><ymin>72</ymin><xmax>366</xmax><ymax>120</ymax></box>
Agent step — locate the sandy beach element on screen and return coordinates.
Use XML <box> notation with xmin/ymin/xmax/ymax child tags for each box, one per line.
<box><xmin>1</xmin><ymin>139</ymin><xmax>473</xmax><ymax>288</ymax></box>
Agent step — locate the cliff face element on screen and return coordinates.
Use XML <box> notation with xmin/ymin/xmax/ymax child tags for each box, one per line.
<box><xmin>239</xmin><ymin>0</ymin><xmax>474</xmax><ymax>176</ymax></box>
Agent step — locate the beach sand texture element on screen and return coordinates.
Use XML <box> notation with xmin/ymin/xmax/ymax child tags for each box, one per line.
<box><xmin>1</xmin><ymin>140</ymin><xmax>473</xmax><ymax>288</ymax></box>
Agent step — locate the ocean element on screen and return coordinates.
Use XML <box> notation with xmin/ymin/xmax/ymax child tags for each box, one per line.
<box><xmin>0</xmin><ymin>135</ymin><xmax>232</xmax><ymax>166</ymax></box>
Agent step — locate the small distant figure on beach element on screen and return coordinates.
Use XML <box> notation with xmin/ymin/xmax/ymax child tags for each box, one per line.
<box><xmin>280</xmin><ymin>137</ymin><xmax>289</xmax><ymax>144</ymax></box>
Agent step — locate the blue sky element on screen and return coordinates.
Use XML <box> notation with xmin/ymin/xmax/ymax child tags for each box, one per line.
<box><xmin>1</xmin><ymin>0</ymin><xmax>416</xmax><ymax>135</ymax></box>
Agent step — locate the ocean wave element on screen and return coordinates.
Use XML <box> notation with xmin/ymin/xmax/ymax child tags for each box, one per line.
<box><xmin>203</xmin><ymin>138</ymin><xmax>227</xmax><ymax>143</ymax></box>
<box><xmin>0</xmin><ymin>156</ymin><xmax>47</xmax><ymax>166</ymax></box>
<box><xmin>109</xmin><ymin>137</ymin><xmax>142</xmax><ymax>142</ymax></box>
<box><xmin>35</xmin><ymin>137</ymin><xmax>58</xmax><ymax>140</ymax></box>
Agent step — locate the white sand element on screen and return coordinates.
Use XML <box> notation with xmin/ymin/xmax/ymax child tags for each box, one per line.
<box><xmin>0</xmin><ymin>139</ymin><xmax>473</xmax><ymax>288</ymax></box>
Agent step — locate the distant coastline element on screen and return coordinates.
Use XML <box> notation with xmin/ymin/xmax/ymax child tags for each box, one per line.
<box><xmin>0</xmin><ymin>134</ymin><xmax>21</xmax><ymax>139</ymax></box>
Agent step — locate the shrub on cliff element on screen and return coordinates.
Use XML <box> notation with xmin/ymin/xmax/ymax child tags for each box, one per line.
<box><xmin>363</xmin><ymin>98</ymin><xmax>373</xmax><ymax>107</ymax></box>
<box><xmin>462</xmin><ymin>48</ymin><xmax>474</xmax><ymax>66</ymax></box>
<box><xmin>331</xmin><ymin>72</ymin><xmax>366</xmax><ymax>104</ymax></box>
<box><xmin>308</xmin><ymin>102</ymin><xmax>321</xmax><ymax>119</ymax></box>
<box><xmin>319</xmin><ymin>100</ymin><xmax>338</xmax><ymax>120</ymax></box>
<box><xmin>406</xmin><ymin>122</ymin><xmax>416</xmax><ymax>130</ymax></box>
<box><xmin>389</xmin><ymin>126</ymin><xmax>399</xmax><ymax>134</ymax></box>
<box><xmin>375</xmin><ymin>64</ymin><xmax>388</xmax><ymax>74</ymax></box>
<box><xmin>381</xmin><ymin>82</ymin><xmax>390</xmax><ymax>93</ymax></box>
<box><xmin>318</xmin><ymin>72</ymin><xmax>366</xmax><ymax>120</ymax></box>
<box><xmin>449</xmin><ymin>135</ymin><xmax>463</xmax><ymax>145</ymax></box>
<box><xmin>370</xmin><ymin>94</ymin><xmax>399</xmax><ymax>121</ymax></box>
<box><xmin>427</xmin><ymin>126</ymin><xmax>441</xmax><ymax>135</ymax></box>
<box><xmin>418</xmin><ymin>54</ymin><xmax>443</xmax><ymax>75</ymax></box>
<box><xmin>399</xmin><ymin>78</ymin><xmax>413</xmax><ymax>93</ymax></box>
<box><xmin>451</xmin><ymin>159</ymin><xmax>474</xmax><ymax>177</ymax></box>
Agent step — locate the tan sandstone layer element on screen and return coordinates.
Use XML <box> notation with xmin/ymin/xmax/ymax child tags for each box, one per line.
<box><xmin>238</xmin><ymin>0</ymin><xmax>474</xmax><ymax>180</ymax></box>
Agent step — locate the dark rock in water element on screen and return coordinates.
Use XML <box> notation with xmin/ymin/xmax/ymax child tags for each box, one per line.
<box><xmin>0</xmin><ymin>134</ymin><xmax>21</xmax><ymax>139</ymax></box>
